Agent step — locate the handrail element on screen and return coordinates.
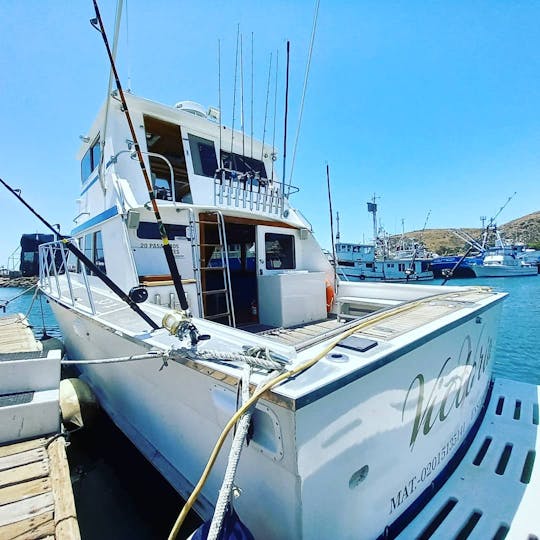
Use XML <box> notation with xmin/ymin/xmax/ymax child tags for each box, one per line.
<box><xmin>107</xmin><ymin>148</ymin><xmax>177</xmax><ymax>204</ymax></box>
<box><xmin>73</xmin><ymin>212</ymin><xmax>90</xmax><ymax>223</ymax></box>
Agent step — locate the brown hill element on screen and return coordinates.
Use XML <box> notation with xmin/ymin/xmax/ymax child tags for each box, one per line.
<box><xmin>396</xmin><ymin>211</ymin><xmax>540</xmax><ymax>255</ymax></box>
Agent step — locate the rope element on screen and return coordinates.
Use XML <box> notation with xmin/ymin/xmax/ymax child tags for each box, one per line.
<box><xmin>207</xmin><ymin>366</ymin><xmax>274</xmax><ymax>539</ymax></box>
<box><xmin>61</xmin><ymin>352</ymin><xmax>162</xmax><ymax>365</ymax></box>
<box><xmin>25</xmin><ymin>286</ymin><xmax>40</xmax><ymax>319</ymax></box>
<box><xmin>184</xmin><ymin>348</ymin><xmax>285</xmax><ymax>371</ymax></box>
<box><xmin>0</xmin><ymin>283</ymin><xmax>37</xmax><ymax>310</ymax></box>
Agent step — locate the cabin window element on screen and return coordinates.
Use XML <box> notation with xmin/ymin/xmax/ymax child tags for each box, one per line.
<box><xmin>398</xmin><ymin>263</ymin><xmax>405</xmax><ymax>271</ymax></box>
<box><xmin>83</xmin><ymin>233</ymin><xmax>94</xmax><ymax>274</ymax></box>
<box><xmin>265</xmin><ymin>233</ymin><xmax>295</xmax><ymax>270</ymax></box>
<box><xmin>94</xmin><ymin>231</ymin><xmax>106</xmax><ymax>274</ymax></box>
<box><xmin>136</xmin><ymin>222</ymin><xmax>187</xmax><ymax>240</ymax></box>
<box><xmin>81</xmin><ymin>136</ymin><xmax>101</xmax><ymax>182</ymax></box>
<box><xmin>188</xmin><ymin>134</ymin><xmax>218</xmax><ymax>177</ymax></box>
<box><xmin>221</xmin><ymin>150</ymin><xmax>267</xmax><ymax>178</ymax></box>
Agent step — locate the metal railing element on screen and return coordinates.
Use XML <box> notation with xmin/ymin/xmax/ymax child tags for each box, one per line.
<box><xmin>214</xmin><ymin>168</ymin><xmax>299</xmax><ymax>216</ymax></box>
<box><xmin>39</xmin><ymin>241</ymin><xmax>96</xmax><ymax>315</ymax></box>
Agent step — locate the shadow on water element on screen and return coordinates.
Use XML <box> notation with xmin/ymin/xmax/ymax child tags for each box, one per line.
<box><xmin>67</xmin><ymin>408</ymin><xmax>202</xmax><ymax>540</ymax></box>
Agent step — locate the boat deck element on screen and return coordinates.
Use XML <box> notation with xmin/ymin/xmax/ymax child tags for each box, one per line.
<box><xmin>399</xmin><ymin>378</ymin><xmax>540</xmax><ymax>540</ymax></box>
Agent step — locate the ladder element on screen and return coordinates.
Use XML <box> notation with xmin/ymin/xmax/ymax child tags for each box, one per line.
<box><xmin>188</xmin><ymin>210</ymin><xmax>235</xmax><ymax>327</ymax></box>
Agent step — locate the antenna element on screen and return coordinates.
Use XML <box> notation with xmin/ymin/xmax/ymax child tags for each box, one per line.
<box><xmin>240</xmin><ymin>33</ymin><xmax>245</xmax><ymax>159</ymax></box>
<box><xmin>260</xmin><ymin>53</ymin><xmax>272</xmax><ymax>161</ymax></box>
<box><xmin>282</xmin><ymin>41</ymin><xmax>290</xmax><ymax>198</ymax></box>
<box><xmin>336</xmin><ymin>211</ymin><xmax>340</xmax><ymax>242</ymax></box>
<box><xmin>367</xmin><ymin>193</ymin><xmax>379</xmax><ymax>245</ymax></box>
<box><xmin>250</xmin><ymin>32</ymin><xmax>254</xmax><ymax>159</ymax></box>
<box><xmin>480</xmin><ymin>215</ymin><xmax>486</xmax><ymax>229</ymax></box>
<box><xmin>230</xmin><ymin>25</ymin><xmax>240</xmax><ymax>156</ymax></box>
<box><xmin>287</xmin><ymin>0</ymin><xmax>320</xmax><ymax>195</ymax></box>
<box><xmin>326</xmin><ymin>164</ymin><xmax>337</xmax><ymax>285</ymax></box>
<box><xmin>271</xmin><ymin>50</ymin><xmax>279</xmax><ymax>182</ymax></box>
<box><xmin>218</xmin><ymin>39</ymin><xmax>222</xmax><ymax>167</ymax></box>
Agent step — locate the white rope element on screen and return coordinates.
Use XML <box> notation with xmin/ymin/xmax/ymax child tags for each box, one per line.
<box><xmin>207</xmin><ymin>368</ymin><xmax>276</xmax><ymax>539</ymax></box>
<box><xmin>182</xmin><ymin>348</ymin><xmax>285</xmax><ymax>371</ymax></box>
<box><xmin>61</xmin><ymin>352</ymin><xmax>162</xmax><ymax>365</ymax></box>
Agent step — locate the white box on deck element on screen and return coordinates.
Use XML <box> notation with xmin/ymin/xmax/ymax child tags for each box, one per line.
<box><xmin>258</xmin><ymin>271</ymin><xmax>327</xmax><ymax>328</ymax></box>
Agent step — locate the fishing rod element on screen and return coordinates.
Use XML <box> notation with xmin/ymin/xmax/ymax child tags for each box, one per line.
<box><xmin>91</xmin><ymin>0</ymin><xmax>189</xmax><ymax>312</ymax></box>
<box><xmin>326</xmin><ymin>164</ymin><xmax>337</xmax><ymax>286</ymax></box>
<box><xmin>282</xmin><ymin>41</ymin><xmax>290</xmax><ymax>200</ymax></box>
<box><xmin>0</xmin><ymin>177</ymin><xmax>159</xmax><ymax>330</ymax></box>
<box><xmin>440</xmin><ymin>245</ymin><xmax>474</xmax><ymax>285</ymax></box>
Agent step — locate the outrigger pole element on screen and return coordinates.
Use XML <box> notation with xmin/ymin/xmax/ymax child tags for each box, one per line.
<box><xmin>0</xmin><ymin>177</ymin><xmax>160</xmax><ymax>330</ymax></box>
<box><xmin>91</xmin><ymin>0</ymin><xmax>189</xmax><ymax>312</ymax></box>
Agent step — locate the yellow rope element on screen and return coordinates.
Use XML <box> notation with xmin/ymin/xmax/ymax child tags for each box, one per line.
<box><xmin>167</xmin><ymin>288</ymin><xmax>488</xmax><ymax>539</ymax></box>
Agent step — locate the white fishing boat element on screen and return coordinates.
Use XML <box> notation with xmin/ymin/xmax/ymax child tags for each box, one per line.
<box><xmin>471</xmin><ymin>249</ymin><xmax>538</xmax><ymax>277</ymax></box>
<box><xmin>32</xmin><ymin>11</ymin><xmax>508</xmax><ymax>537</ymax></box>
<box><xmin>35</xmin><ymin>86</ymin><xmax>509</xmax><ymax>539</ymax></box>
<box><xmin>471</xmin><ymin>228</ymin><xmax>537</xmax><ymax>278</ymax></box>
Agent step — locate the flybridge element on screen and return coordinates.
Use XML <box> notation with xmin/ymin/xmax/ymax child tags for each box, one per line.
<box><xmin>76</xmin><ymin>92</ymin><xmax>302</xmax><ymax>223</ymax></box>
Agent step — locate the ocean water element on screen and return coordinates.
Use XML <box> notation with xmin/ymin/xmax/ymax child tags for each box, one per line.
<box><xmin>1</xmin><ymin>276</ymin><xmax>539</xmax><ymax>538</ymax></box>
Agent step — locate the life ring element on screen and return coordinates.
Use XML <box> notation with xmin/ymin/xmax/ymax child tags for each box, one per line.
<box><xmin>359</xmin><ymin>275</ymin><xmax>365</xmax><ymax>281</ymax></box>
<box><xmin>325</xmin><ymin>280</ymin><xmax>335</xmax><ymax>313</ymax></box>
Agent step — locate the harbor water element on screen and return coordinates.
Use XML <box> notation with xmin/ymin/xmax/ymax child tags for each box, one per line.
<box><xmin>1</xmin><ymin>275</ymin><xmax>539</xmax><ymax>538</ymax></box>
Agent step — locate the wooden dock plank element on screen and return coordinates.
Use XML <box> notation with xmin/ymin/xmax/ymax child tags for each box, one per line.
<box><xmin>0</xmin><ymin>510</ymin><xmax>55</xmax><ymax>540</ymax></box>
<box><xmin>0</xmin><ymin>448</ymin><xmax>48</xmax><ymax>473</ymax></box>
<box><xmin>48</xmin><ymin>438</ymin><xmax>80</xmax><ymax>540</ymax></box>
<box><xmin>0</xmin><ymin>315</ymin><xmax>42</xmax><ymax>355</ymax></box>
<box><xmin>0</xmin><ymin>491</ymin><xmax>54</xmax><ymax>527</ymax></box>
<box><xmin>0</xmin><ymin>461</ymin><xmax>49</xmax><ymax>490</ymax></box>
<box><xmin>0</xmin><ymin>439</ymin><xmax>47</xmax><ymax>460</ymax></box>
<box><xmin>0</xmin><ymin>478</ymin><xmax>51</xmax><ymax>507</ymax></box>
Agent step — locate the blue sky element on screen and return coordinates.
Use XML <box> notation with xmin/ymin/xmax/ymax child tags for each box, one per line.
<box><xmin>1</xmin><ymin>1</ymin><xmax>539</xmax><ymax>265</ymax></box>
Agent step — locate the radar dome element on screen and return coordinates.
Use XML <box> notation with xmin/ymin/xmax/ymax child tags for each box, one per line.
<box><xmin>174</xmin><ymin>101</ymin><xmax>207</xmax><ymax>118</ymax></box>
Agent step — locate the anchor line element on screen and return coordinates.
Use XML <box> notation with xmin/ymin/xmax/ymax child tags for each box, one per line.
<box><xmin>0</xmin><ymin>177</ymin><xmax>159</xmax><ymax>330</ymax></box>
<box><xmin>91</xmin><ymin>0</ymin><xmax>189</xmax><ymax>311</ymax></box>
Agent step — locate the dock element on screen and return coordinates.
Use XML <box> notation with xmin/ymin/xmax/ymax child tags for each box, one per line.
<box><xmin>0</xmin><ymin>313</ymin><xmax>80</xmax><ymax>539</ymax></box>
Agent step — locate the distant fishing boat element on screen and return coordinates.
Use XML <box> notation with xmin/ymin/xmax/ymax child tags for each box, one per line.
<box><xmin>336</xmin><ymin>242</ymin><xmax>433</xmax><ymax>282</ymax></box>
<box><xmin>471</xmin><ymin>247</ymin><xmax>538</xmax><ymax>277</ymax></box>
<box><xmin>471</xmin><ymin>226</ymin><xmax>537</xmax><ymax>278</ymax></box>
<box><xmin>335</xmin><ymin>200</ymin><xmax>434</xmax><ymax>282</ymax></box>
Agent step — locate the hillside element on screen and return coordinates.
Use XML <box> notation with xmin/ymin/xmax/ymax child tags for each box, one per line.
<box><xmin>396</xmin><ymin>211</ymin><xmax>540</xmax><ymax>255</ymax></box>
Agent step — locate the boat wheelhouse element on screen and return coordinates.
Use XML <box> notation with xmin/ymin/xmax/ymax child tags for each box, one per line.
<box><xmin>39</xmin><ymin>90</ymin><xmax>507</xmax><ymax>539</ymax></box>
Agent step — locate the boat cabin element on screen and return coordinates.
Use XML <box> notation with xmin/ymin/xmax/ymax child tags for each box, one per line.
<box><xmin>71</xmin><ymin>93</ymin><xmax>333</xmax><ymax>329</ymax></box>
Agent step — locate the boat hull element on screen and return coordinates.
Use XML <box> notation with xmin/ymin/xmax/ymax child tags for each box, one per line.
<box><xmin>48</xmin><ymin>294</ymin><xmax>503</xmax><ymax>539</ymax></box>
<box><xmin>471</xmin><ymin>265</ymin><xmax>538</xmax><ymax>277</ymax></box>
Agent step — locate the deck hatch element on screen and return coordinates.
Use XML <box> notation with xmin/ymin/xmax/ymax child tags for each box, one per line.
<box><xmin>337</xmin><ymin>335</ymin><xmax>378</xmax><ymax>353</ymax></box>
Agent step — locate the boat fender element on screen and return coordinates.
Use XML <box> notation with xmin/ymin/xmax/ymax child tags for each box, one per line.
<box><xmin>189</xmin><ymin>507</ymin><xmax>254</xmax><ymax>540</ymax></box>
<box><xmin>59</xmin><ymin>378</ymin><xmax>99</xmax><ymax>429</ymax></box>
<box><xmin>325</xmin><ymin>280</ymin><xmax>335</xmax><ymax>312</ymax></box>
<box><xmin>40</xmin><ymin>336</ymin><xmax>65</xmax><ymax>357</ymax></box>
